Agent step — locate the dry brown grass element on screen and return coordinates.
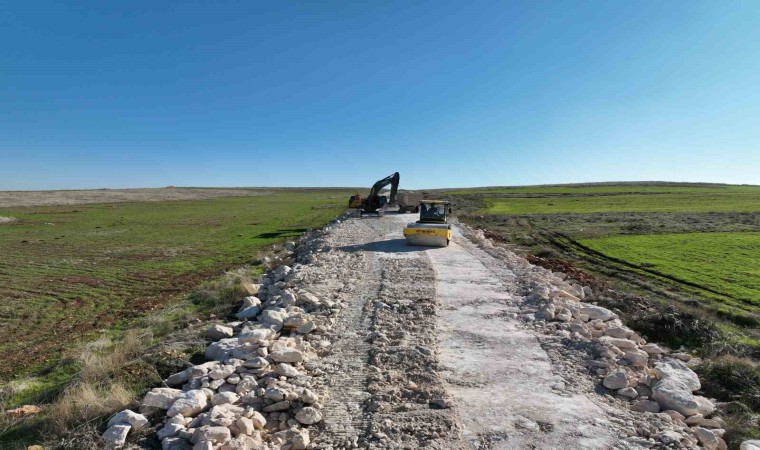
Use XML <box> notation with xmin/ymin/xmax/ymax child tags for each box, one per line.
<box><xmin>78</xmin><ymin>331</ymin><xmax>146</xmax><ymax>382</ymax></box>
<box><xmin>45</xmin><ymin>330</ymin><xmax>151</xmax><ymax>433</ymax></box>
<box><xmin>47</xmin><ymin>382</ymin><xmax>133</xmax><ymax>433</ymax></box>
<box><xmin>186</xmin><ymin>266</ymin><xmax>257</xmax><ymax>314</ymax></box>
<box><xmin>36</xmin><ymin>270</ymin><xmax>252</xmax><ymax>437</ymax></box>
<box><xmin>0</xmin><ymin>333</ymin><xmax>146</xmax><ymax>447</ymax></box>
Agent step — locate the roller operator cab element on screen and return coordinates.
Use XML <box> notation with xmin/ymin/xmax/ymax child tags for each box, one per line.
<box><xmin>403</xmin><ymin>200</ymin><xmax>453</xmax><ymax>247</ymax></box>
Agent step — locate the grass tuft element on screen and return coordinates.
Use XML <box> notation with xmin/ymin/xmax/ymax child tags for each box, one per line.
<box><xmin>698</xmin><ymin>356</ymin><xmax>760</xmax><ymax>410</ymax></box>
<box><xmin>47</xmin><ymin>382</ymin><xmax>133</xmax><ymax>434</ymax></box>
<box><xmin>628</xmin><ymin>305</ymin><xmax>722</xmax><ymax>351</ymax></box>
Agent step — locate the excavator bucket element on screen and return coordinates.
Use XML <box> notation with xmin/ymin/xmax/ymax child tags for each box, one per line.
<box><xmin>403</xmin><ymin>222</ymin><xmax>451</xmax><ymax>247</ymax></box>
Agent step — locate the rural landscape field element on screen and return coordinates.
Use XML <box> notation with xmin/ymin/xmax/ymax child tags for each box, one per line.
<box><xmin>447</xmin><ymin>183</ymin><xmax>760</xmax><ymax>332</ymax></box>
<box><xmin>2</xmin><ymin>182</ymin><xmax>759</xmax><ymax>449</ymax></box>
<box><xmin>445</xmin><ymin>182</ymin><xmax>760</xmax><ymax>444</ymax></box>
<box><xmin>4</xmin><ymin>1</ymin><xmax>760</xmax><ymax>449</ymax></box>
<box><xmin>0</xmin><ymin>188</ymin><xmax>354</xmax><ymax>447</ymax></box>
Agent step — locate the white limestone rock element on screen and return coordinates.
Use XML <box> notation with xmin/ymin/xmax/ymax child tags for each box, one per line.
<box><xmin>297</xmin><ymin>321</ymin><xmax>317</xmax><ymax>334</ymax></box>
<box><xmin>618</xmin><ymin>387</ymin><xmax>638</xmax><ymax>398</ymax></box>
<box><xmin>274</xmin><ymin>363</ymin><xmax>301</xmax><ymax>377</ymax></box>
<box><xmin>102</xmin><ymin>424</ymin><xmax>131</xmax><ymax>450</ymax></box>
<box><xmin>631</xmin><ymin>400</ymin><xmax>660</xmax><ymax>413</ymax></box>
<box><xmin>654</xmin><ymin>359</ymin><xmax>701</xmax><ymax>391</ymax></box>
<box><xmin>599</xmin><ymin>336</ymin><xmax>637</xmax><ymax>349</ymax></box>
<box><xmin>263</xmin><ymin>400</ymin><xmax>290</xmax><ymax>412</ymax></box>
<box><xmin>695</xmin><ymin>395</ymin><xmax>717</xmax><ymax>416</ymax></box>
<box><xmin>242</xmin><ymin>357</ymin><xmax>269</xmax><ymax>369</ymax></box>
<box><xmin>580</xmin><ymin>304</ymin><xmax>617</xmax><ymax>321</ymax></box>
<box><xmin>295</xmin><ymin>406</ymin><xmax>323</xmax><ymax>425</ymax></box>
<box><xmin>603</xmin><ymin>368</ymin><xmax>629</xmax><ymax>390</ymax></box>
<box><xmin>238</xmin><ymin>328</ymin><xmax>275</xmax><ymax>344</ymax></box>
<box><xmin>250</xmin><ymin>411</ymin><xmax>267</xmax><ymax>429</ymax></box>
<box><xmin>605</xmin><ymin>326</ymin><xmax>632</xmax><ymax>339</ymax></box>
<box><xmin>270</xmin><ymin>349</ymin><xmax>303</xmax><ymax>363</ymax></box>
<box><xmin>143</xmin><ymin>387</ymin><xmax>183</xmax><ymax>409</ymax></box>
<box><xmin>235</xmin><ymin>305</ymin><xmax>261</xmax><ymax>320</ymax></box>
<box><xmin>161</xmin><ymin>437</ymin><xmax>192</xmax><ymax>450</ymax></box>
<box><xmin>642</xmin><ymin>343</ymin><xmax>666</xmax><ymax>355</ymax></box>
<box><xmin>652</xmin><ymin>378</ymin><xmax>699</xmax><ymax>416</ymax></box>
<box><xmin>741</xmin><ymin>441</ymin><xmax>760</xmax><ymax>450</ymax></box>
<box><xmin>209</xmin><ymin>364</ymin><xmax>236</xmax><ymax>380</ymax></box>
<box><xmin>624</xmin><ymin>348</ymin><xmax>649</xmax><ymax>367</ymax></box>
<box><xmin>108</xmin><ymin>409</ymin><xmax>149</xmax><ymax>431</ymax></box>
<box><xmin>207</xmin><ymin>324</ymin><xmax>234</xmax><ymax>340</ymax></box>
<box><xmin>192</xmin><ymin>425</ymin><xmax>232</xmax><ymax>445</ymax></box>
<box><xmin>297</xmin><ymin>291</ymin><xmax>321</xmax><ymax>306</ymax></box>
<box><xmin>167</xmin><ymin>390</ymin><xmax>210</xmax><ymax>418</ymax></box>
<box><xmin>206</xmin><ymin>338</ymin><xmax>243</xmax><ymax>362</ymax></box>
<box><xmin>157</xmin><ymin>422</ymin><xmax>185</xmax><ymax>440</ymax></box>
<box><xmin>300</xmin><ymin>389</ymin><xmax>319</xmax><ymax>404</ymax></box>
<box><xmin>241</xmin><ymin>296</ymin><xmax>261</xmax><ymax>309</ymax></box>
<box><xmin>695</xmin><ymin>427</ymin><xmax>719</xmax><ymax>450</ymax></box>
<box><xmin>235</xmin><ymin>416</ymin><xmax>255</xmax><ymax>436</ymax></box>
<box><xmin>211</xmin><ymin>391</ymin><xmax>240</xmax><ymax>406</ymax></box>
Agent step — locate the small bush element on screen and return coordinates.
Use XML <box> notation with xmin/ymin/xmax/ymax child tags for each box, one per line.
<box><xmin>697</xmin><ymin>356</ymin><xmax>760</xmax><ymax>448</ymax></box>
<box><xmin>698</xmin><ymin>356</ymin><xmax>760</xmax><ymax>410</ymax></box>
<box><xmin>533</xmin><ymin>246</ymin><xmax>559</xmax><ymax>259</ymax></box>
<box><xmin>717</xmin><ymin>400</ymin><xmax>760</xmax><ymax>449</ymax></box>
<box><xmin>629</xmin><ymin>305</ymin><xmax>722</xmax><ymax>350</ymax></box>
<box><xmin>43</xmin><ymin>330</ymin><xmax>152</xmax><ymax>433</ymax></box>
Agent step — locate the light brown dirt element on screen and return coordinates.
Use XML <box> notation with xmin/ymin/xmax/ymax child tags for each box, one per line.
<box><xmin>0</xmin><ymin>187</ymin><xmax>270</xmax><ymax>208</ymax></box>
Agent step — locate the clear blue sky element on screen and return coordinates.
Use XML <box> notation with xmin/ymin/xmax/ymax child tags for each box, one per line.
<box><xmin>2</xmin><ymin>1</ymin><xmax>759</xmax><ymax>190</ymax></box>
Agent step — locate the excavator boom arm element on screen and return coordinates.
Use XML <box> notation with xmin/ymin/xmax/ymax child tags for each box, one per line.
<box><xmin>367</xmin><ymin>172</ymin><xmax>399</xmax><ymax>204</ymax></box>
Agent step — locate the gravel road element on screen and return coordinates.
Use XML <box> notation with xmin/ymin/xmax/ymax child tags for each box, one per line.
<box><xmin>314</xmin><ymin>212</ymin><xmax>636</xmax><ymax>449</ymax></box>
<box><xmin>130</xmin><ymin>210</ymin><xmax>718</xmax><ymax>450</ymax></box>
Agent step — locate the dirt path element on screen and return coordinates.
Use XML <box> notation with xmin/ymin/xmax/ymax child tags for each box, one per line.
<box><xmin>313</xmin><ymin>212</ymin><xmax>637</xmax><ymax>449</ymax></box>
<box><xmin>314</xmin><ymin>218</ymin><xmax>463</xmax><ymax>449</ymax></box>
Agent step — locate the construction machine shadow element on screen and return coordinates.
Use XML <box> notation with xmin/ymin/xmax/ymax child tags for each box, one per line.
<box><xmin>337</xmin><ymin>238</ymin><xmax>446</xmax><ymax>254</ymax></box>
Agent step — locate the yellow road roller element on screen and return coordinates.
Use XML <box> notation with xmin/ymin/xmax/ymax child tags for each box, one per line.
<box><xmin>403</xmin><ymin>200</ymin><xmax>452</xmax><ymax>247</ymax></box>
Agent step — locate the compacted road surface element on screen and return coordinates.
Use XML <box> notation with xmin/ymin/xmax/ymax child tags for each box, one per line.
<box><xmin>315</xmin><ymin>212</ymin><xmax>628</xmax><ymax>449</ymax></box>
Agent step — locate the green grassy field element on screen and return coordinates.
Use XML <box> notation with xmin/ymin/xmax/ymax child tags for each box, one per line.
<box><xmin>444</xmin><ymin>183</ymin><xmax>760</xmax><ymax>196</ymax></box>
<box><xmin>579</xmin><ymin>232</ymin><xmax>760</xmax><ymax>309</ymax></box>
<box><xmin>483</xmin><ymin>191</ymin><xmax>760</xmax><ymax>214</ymax></box>
<box><xmin>0</xmin><ymin>189</ymin><xmax>351</xmax><ymax>379</ymax></box>
<box><xmin>446</xmin><ymin>182</ymin><xmax>760</xmax><ymax>326</ymax></box>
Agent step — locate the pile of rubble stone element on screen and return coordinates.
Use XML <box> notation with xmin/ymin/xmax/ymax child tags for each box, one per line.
<box><xmin>460</xmin><ymin>225</ymin><xmax>734</xmax><ymax>450</ymax></box>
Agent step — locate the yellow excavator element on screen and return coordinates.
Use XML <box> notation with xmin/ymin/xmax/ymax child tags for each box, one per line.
<box><xmin>349</xmin><ymin>172</ymin><xmax>400</xmax><ymax>216</ymax></box>
<box><xmin>403</xmin><ymin>200</ymin><xmax>452</xmax><ymax>247</ymax></box>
